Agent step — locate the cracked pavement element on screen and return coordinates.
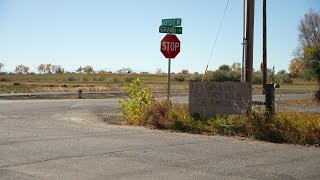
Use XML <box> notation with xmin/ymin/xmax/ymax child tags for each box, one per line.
<box><xmin>0</xmin><ymin>99</ymin><xmax>320</xmax><ymax>179</ymax></box>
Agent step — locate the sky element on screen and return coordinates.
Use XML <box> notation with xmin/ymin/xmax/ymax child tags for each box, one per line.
<box><xmin>0</xmin><ymin>0</ymin><xmax>319</xmax><ymax>73</ymax></box>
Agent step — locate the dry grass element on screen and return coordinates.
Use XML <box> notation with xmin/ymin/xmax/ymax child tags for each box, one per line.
<box><xmin>125</xmin><ymin>100</ymin><xmax>320</xmax><ymax>146</ymax></box>
<box><xmin>0</xmin><ymin>74</ymin><xmax>191</xmax><ymax>93</ymax></box>
<box><xmin>0</xmin><ymin>74</ymin><xmax>318</xmax><ymax>94</ymax></box>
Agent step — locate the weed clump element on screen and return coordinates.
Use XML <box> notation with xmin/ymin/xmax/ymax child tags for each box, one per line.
<box><xmin>119</xmin><ymin>79</ymin><xmax>154</xmax><ymax>124</ymax></box>
<box><xmin>0</xmin><ymin>77</ymin><xmax>10</xmax><ymax>82</ymax></box>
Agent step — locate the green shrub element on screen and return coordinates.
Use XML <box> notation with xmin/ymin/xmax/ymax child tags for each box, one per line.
<box><xmin>0</xmin><ymin>77</ymin><xmax>10</xmax><ymax>82</ymax></box>
<box><xmin>82</xmin><ymin>76</ymin><xmax>89</xmax><ymax>81</ymax></box>
<box><xmin>253</xmin><ymin>72</ymin><xmax>263</xmax><ymax>84</ymax></box>
<box><xmin>67</xmin><ymin>76</ymin><xmax>76</xmax><ymax>81</ymax></box>
<box><xmin>111</xmin><ymin>77</ymin><xmax>120</xmax><ymax>83</ymax></box>
<box><xmin>172</xmin><ymin>75</ymin><xmax>186</xmax><ymax>82</ymax></box>
<box><xmin>274</xmin><ymin>74</ymin><xmax>293</xmax><ymax>84</ymax></box>
<box><xmin>191</xmin><ymin>72</ymin><xmax>202</xmax><ymax>82</ymax></box>
<box><xmin>93</xmin><ymin>76</ymin><xmax>105</xmax><ymax>81</ymax></box>
<box><xmin>99</xmin><ymin>76</ymin><xmax>105</xmax><ymax>81</ymax></box>
<box><xmin>124</xmin><ymin>76</ymin><xmax>133</xmax><ymax>83</ymax></box>
<box><xmin>119</xmin><ymin>79</ymin><xmax>155</xmax><ymax>124</ymax></box>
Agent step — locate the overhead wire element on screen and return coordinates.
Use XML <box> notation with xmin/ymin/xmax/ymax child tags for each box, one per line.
<box><xmin>202</xmin><ymin>0</ymin><xmax>230</xmax><ymax>82</ymax></box>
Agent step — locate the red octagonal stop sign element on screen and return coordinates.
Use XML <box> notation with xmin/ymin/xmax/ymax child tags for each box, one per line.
<box><xmin>160</xmin><ymin>34</ymin><xmax>180</xmax><ymax>59</ymax></box>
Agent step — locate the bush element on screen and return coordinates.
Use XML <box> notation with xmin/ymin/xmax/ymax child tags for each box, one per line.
<box><xmin>139</xmin><ymin>100</ymin><xmax>172</xmax><ymax>128</ymax></box>
<box><xmin>204</xmin><ymin>70</ymin><xmax>240</xmax><ymax>82</ymax></box>
<box><xmin>119</xmin><ymin>79</ymin><xmax>155</xmax><ymax>124</ymax></box>
<box><xmin>93</xmin><ymin>76</ymin><xmax>105</xmax><ymax>81</ymax></box>
<box><xmin>82</xmin><ymin>76</ymin><xmax>89</xmax><ymax>81</ymax></box>
<box><xmin>191</xmin><ymin>72</ymin><xmax>202</xmax><ymax>82</ymax></box>
<box><xmin>253</xmin><ymin>72</ymin><xmax>263</xmax><ymax>84</ymax></box>
<box><xmin>67</xmin><ymin>76</ymin><xmax>76</xmax><ymax>81</ymax></box>
<box><xmin>122</xmin><ymin>99</ymin><xmax>320</xmax><ymax>145</ymax></box>
<box><xmin>0</xmin><ymin>77</ymin><xmax>10</xmax><ymax>82</ymax></box>
<box><xmin>172</xmin><ymin>75</ymin><xmax>186</xmax><ymax>82</ymax></box>
<box><xmin>111</xmin><ymin>77</ymin><xmax>120</xmax><ymax>83</ymax></box>
<box><xmin>274</xmin><ymin>74</ymin><xmax>293</xmax><ymax>84</ymax></box>
<box><xmin>124</xmin><ymin>76</ymin><xmax>133</xmax><ymax>83</ymax></box>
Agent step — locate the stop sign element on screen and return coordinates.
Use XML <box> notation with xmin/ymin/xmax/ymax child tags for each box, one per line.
<box><xmin>160</xmin><ymin>34</ymin><xmax>180</xmax><ymax>59</ymax></box>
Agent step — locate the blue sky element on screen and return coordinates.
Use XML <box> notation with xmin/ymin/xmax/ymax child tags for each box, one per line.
<box><xmin>0</xmin><ymin>0</ymin><xmax>319</xmax><ymax>73</ymax></box>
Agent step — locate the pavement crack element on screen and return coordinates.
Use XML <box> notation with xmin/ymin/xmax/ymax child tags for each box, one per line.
<box><xmin>0</xmin><ymin>168</ymin><xmax>38</xmax><ymax>179</ymax></box>
<box><xmin>0</xmin><ymin>141</ymin><xmax>205</xmax><ymax>169</ymax></box>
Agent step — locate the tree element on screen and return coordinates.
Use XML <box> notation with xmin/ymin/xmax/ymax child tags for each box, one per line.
<box><xmin>296</xmin><ymin>10</ymin><xmax>320</xmax><ymax>101</ymax></box>
<box><xmin>37</xmin><ymin>64</ymin><xmax>46</xmax><ymax>74</ymax></box>
<box><xmin>76</xmin><ymin>66</ymin><xmax>83</xmax><ymax>74</ymax></box>
<box><xmin>45</xmin><ymin>64</ymin><xmax>52</xmax><ymax>73</ymax></box>
<box><xmin>0</xmin><ymin>63</ymin><xmax>4</xmax><ymax>72</ymax></box>
<box><xmin>218</xmin><ymin>64</ymin><xmax>231</xmax><ymax>72</ymax></box>
<box><xmin>15</xmin><ymin>65</ymin><xmax>29</xmax><ymax>74</ymax></box>
<box><xmin>51</xmin><ymin>65</ymin><xmax>64</xmax><ymax>74</ymax></box>
<box><xmin>289</xmin><ymin>58</ymin><xmax>306</xmax><ymax>78</ymax></box>
<box><xmin>155</xmin><ymin>68</ymin><xmax>163</xmax><ymax>74</ymax></box>
<box><xmin>231</xmin><ymin>62</ymin><xmax>241</xmax><ymax>73</ymax></box>
<box><xmin>298</xmin><ymin>10</ymin><xmax>320</xmax><ymax>48</ymax></box>
<box><xmin>117</xmin><ymin>67</ymin><xmax>133</xmax><ymax>74</ymax></box>
<box><xmin>180</xmin><ymin>69</ymin><xmax>189</xmax><ymax>74</ymax></box>
<box><xmin>304</xmin><ymin>47</ymin><xmax>320</xmax><ymax>84</ymax></box>
<box><xmin>97</xmin><ymin>70</ymin><xmax>108</xmax><ymax>74</ymax></box>
<box><xmin>83</xmin><ymin>65</ymin><xmax>94</xmax><ymax>74</ymax></box>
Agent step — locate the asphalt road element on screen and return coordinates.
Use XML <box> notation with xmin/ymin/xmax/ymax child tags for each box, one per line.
<box><xmin>0</xmin><ymin>97</ymin><xmax>319</xmax><ymax>179</ymax></box>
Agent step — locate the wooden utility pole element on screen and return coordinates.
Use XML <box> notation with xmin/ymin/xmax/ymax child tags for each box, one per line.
<box><xmin>245</xmin><ymin>0</ymin><xmax>255</xmax><ymax>101</ymax></box>
<box><xmin>262</xmin><ymin>0</ymin><xmax>267</xmax><ymax>94</ymax></box>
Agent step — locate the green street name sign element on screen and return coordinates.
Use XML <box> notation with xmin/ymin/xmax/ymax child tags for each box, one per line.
<box><xmin>161</xmin><ymin>18</ymin><xmax>182</xmax><ymax>27</ymax></box>
<box><xmin>159</xmin><ymin>26</ymin><xmax>182</xmax><ymax>34</ymax></box>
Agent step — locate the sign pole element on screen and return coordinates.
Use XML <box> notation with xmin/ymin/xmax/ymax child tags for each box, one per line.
<box><xmin>167</xmin><ymin>58</ymin><xmax>171</xmax><ymax>101</ymax></box>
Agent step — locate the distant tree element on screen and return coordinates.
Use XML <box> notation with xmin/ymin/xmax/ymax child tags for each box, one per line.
<box><xmin>269</xmin><ymin>66</ymin><xmax>275</xmax><ymax>83</ymax></box>
<box><xmin>83</xmin><ymin>65</ymin><xmax>94</xmax><ymax>74</ymax></box>
<box><xmin>45</xmin><ymin>64</ymin><xmax>52</xmax><ymax>73</ymax></box>
<box><xmin>218</xmin><ymin>64</ymin><xmax>231</xmax><ymax>71</ymax></box>
<box><xmin>117</xmin><ymin>67</ymin><xmax>133</xmax><ymax>74</ymax></box>
<box><xmin>37</xmin><ymin>64</ymin><xmax>46</xmax><ymax>74</ymax></box>
<box><xmin>155</xmin><ymin>68</ymin><xmax>163</xmax><ymax>74</ymax></box>
<box><xmin>97</xmin><ymin>70</ymin><xmax>108</xmax><ymax>74</ymax></box>
<box><xmin>277</xmin><ymin>70</ymin><xmax>287</xmax><ymax>75</ymax></box>
<box><xmin>180</xmin><ymin>69</ymin><xmax>189</xmax><ymax>74</ymax></box>
<box><xmin>76</xmin><ymin>66</ymin><xmax>84</xmax><ymax>74</ymax></box>
<box><xmin>0</xmin><ymin>63</ymin><xmax>4</xmax><ymax>72</ymax></box>
<box><xmin>231</xmin><ymin>62</ymin><xmax>241</xmax><ymax>73</ymax></box>
<box><xmin>289</xmin><ymin>58</ymin><xmax>306</xmax><ymax>78</ymax></box>
<box><xmin>51</xmin><ymin>65</ymin><xmax>64</xmax><ymax>74</ymax></box>
<box><xmin>15</xmin><ymin>64</ymin><xmax>29</xmax><ymax>74</ymax></box>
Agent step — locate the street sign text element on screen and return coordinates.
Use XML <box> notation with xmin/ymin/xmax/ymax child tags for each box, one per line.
<box><xmin>161</xmin><ymin>18</ymin><xmax>182</xmax><ymax>26</ymax></box>
<box><xmin>159</xmin><ymin>26</ymin><xmax>182</xmax><ymax>34</ymax></box>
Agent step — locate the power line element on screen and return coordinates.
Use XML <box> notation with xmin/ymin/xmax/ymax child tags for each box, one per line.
<box><xmin>202</xmin><ymin>0</ymin><xmax>230</xmax><ymax>82</ymax></box>
<box><xmin>207</xmin><ymin>0</ymin><xmax>230</xmax><ymax>66</ymax></box>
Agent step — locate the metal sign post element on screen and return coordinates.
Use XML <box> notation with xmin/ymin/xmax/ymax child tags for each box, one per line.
<box><xmin>167</xmin><ymin>58</ymin><xmax>171</xmax><ymax>101</ymax></box>
<box><xmin>160</xmin><ymin>18</ymin><xmax>182</xmax><ymax>101</ymax></box>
